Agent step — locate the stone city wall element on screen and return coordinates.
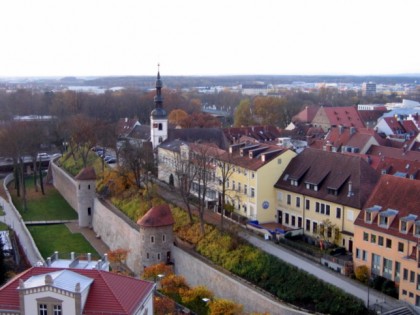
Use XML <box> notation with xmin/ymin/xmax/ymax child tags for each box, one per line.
<box><xmin>173</xmin><ymin>246</ymin><xmax>307</xmax><ymax>315</ymax></box>
<box><xmin>51</xmin><ymin>163</ymin><xmax>78</xmax><ymax>212</ymax></box>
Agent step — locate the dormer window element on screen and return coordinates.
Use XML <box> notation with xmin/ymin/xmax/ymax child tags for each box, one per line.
<box><xmin>401</xmin><ymin>220</ymin><xmax>407</xmax><ymax>233</ymax></box>
<box><xmin>379</xmin><ymin>214</ymin><xmax>388</xmax><ymax>227</ymax></box>
<box><xmin>415</xmin><ymin>222</ymin><xmax>420</xmax><ymax>236</ymax></box>
<box><xmin>366</xmin><ymin>212</ymin><xmax>372</xmax><ymax>223</ymax></box>
<box><xmin>291</xmin><ymin>179</ymin><xmax>298</xmax><ymax>186</ymax></box>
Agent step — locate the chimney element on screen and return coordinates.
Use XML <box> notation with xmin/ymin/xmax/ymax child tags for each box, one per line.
<box><xmin>71</xmin><ymin>252</ymin><xmax>75</xmax><ymax>260</ymax></box>
<box><xmin>347</xmin><ymin>180</ymin><xmax>354</xmax><ymax>197</ymax></box>
<box><xmin>88</xmin><ymin>253</ymin><xmax>91</xmax><ymax>262</ymax></box>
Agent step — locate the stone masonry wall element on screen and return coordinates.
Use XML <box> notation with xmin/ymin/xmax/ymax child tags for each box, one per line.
<box><xmin>51</xmin><ymin>163</ymin><xmax>78</xmax><ymax>211</ymax></box>
<box><xmin>92</xmin><ymin>198</ymin><xmax>142</xmax><ymax>273</ymax></box>
<box><xmin>173</xmin><ymin>246</ymin><xmax>308</xmax><ymax>315</ymax></box>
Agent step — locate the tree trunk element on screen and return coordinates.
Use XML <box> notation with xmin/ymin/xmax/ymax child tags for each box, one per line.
<box><xmin>39</xmin><ymin>165</ymin><xmax>45</xmax><ymax>195</ymax></box>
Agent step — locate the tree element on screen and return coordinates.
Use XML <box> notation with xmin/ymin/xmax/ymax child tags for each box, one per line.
<box><xmin>172</xmin><ymin>145</ymin><xmax>199</xmax><ymax>224</ymax></box>
<box><xmin>355</xmin><ymin>265</ymin><xmax>369</xmax><ymax>284</ymax></box>
<box><xmin>168</xmin><ymin>109</ymin><xmax>189</xmax><ymax>126</ymax></box>
<box><xmin>119</xmin><ymin>140</ymin><xmax>155</xmax><ymax>201</ymax></box>
<box><xmin>233</xmin><ymin>99</ymin><xmax>255</xmax><ymax>127</ymax></box>
<box><xmin>189</xmin><ymin>143</ymin><xmax>222</xmax><ymax>235</ymax></box>
<box><xmin>107</xmin><ymin>248</ymin><xmax>129</xmax><ymax>273</ymax></box>
<box><xmin>142</xmin><ymin>262</ymin><xmax>173</xmax><ymax>280</ymax></box>
<box><xmin>209</xmin><ymin>298</ymin><xmax>243</xmax><ymax>315</ymax></box>
<box><xmin>154</xmin><ymin>295</ymin><xmax>176</xmax><ymax>315</ymax></box>
<box><xmin>180</xmin><ymin>286</ymin><xmax>213</xmax><ymax>314</ymax></box>
<box><xmin>215</xmin><ymin>151</ymin><xmax>236</xmax><ymax>230</ymax></box>
<box><xmin>318</xmin><ymin>219</ymin><xmax>339</xmax><ymax>248</ymax></box>
<box><xmin>160</xmin><ymin>274</ymin><xmax>189</xmax><ymax>300</ymax></box>
<box><xmin>253</xmin><ymin>96</ymin><xmax>287</xmax><ymax>126</ymax></box>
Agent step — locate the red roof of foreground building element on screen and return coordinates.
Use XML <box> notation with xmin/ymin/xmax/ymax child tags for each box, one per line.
<box><xmin>292</xmin><ymin>106</ymin><xmax>320</xmax><ymax>123</ymax></box>
<box><xmin>0</xmin><ymin>267</ymin><xmax>154</xmax><ymax>314</ymax></box>
<box><xmin>367</xmin><ymin>145</ymin><xmax>420</xmax><ymax>161</ymax></box>
<box><xmin>137</xmin><ymin>204</ymin><xmax>174</xmax><ymax>227</ymax></box>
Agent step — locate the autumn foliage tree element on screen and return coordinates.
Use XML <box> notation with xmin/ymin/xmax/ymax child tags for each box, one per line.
<box><xmin>209</xmin><ymin>298</ymin><xmax>243</xmax><ymax>315</ymax></box>
<box><xmin>154</xmin><ymin>295</ymin><xmax>176</xmax><ymax>315</ymax></box>
<box><xmin>142</xmin><ymin>262</ymin><xmax>173</xmax><ymax>280</ymax></box>
<box><xmin>107</xmin><ymin>248</ymin><xmax>130</xmax><ymax>273</ymax></box>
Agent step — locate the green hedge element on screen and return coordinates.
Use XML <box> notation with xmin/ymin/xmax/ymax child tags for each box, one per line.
<box><xmin>196</xmin><ymin>230</ymin><xmax>367</xmax><ymax>315</ymax></box>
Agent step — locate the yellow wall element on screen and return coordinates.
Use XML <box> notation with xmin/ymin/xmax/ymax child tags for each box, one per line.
<box><xmin>218</xmin><ymin>149</ymin><xmax>296</xmax><ymax>223</ymax></box>
<box><xmin>275</xmin><ymin>189</ymin><xmax>360</xmax><ymax>251</ymax></box>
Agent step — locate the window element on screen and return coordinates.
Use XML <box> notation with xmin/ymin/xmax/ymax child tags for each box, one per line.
<box><xmin>386</xmin><ymin>238</ymin><xmax>392</xmax><ymax>249</ymax></box>
<box><xmin>232</xmin><ymin>181</ymin><xmax>236</xmax><ymax>191</ymax></box>
<box><xmin>250</xmin><ymin>188</ymin><xmax>255</xmax><ymax>198</ymax></box>
<box><xmin>372</xmin><ymin>254</ymin><xmax>380</xmax><ymax>273</ymax></box>
<box><xmin>162</xmin><ymin>234</ymin><xmax>166</xmax><ymax>242</ymax></box>
<box><xmin>252</xmin><ymin>172</ymin><xmax>255</xmax><ymax>179</ymax></box>
<box><xmin>336</xmin><ymin>207</ymin><xmax>341</xmax><ymax>219</ymax></box>
<box><xmin>313</xmin><ymin>222</ymin><xmax>318</xmax><ymax>234</ymax></box>
<box><xmin>287</xmin><ymin>194</ymin><xmax>291</xmax><ymax>205</ymax></box>
<box><xmin>305</xmin><ymin>199</ymin><xmax>310</xmax><ymax>210</ymax></box>
<box><xmin>363</xmin><ymin>232</ymin><xmax>369</xmax><ymax>241</ymax></box>
<box><xmin>298</xmin><ymin>217</ymin><xmax>302</xmax><ymax>228</ymax></box>
<box><xmin>285</xmin><ymin>213</ymin><xmax>289</xmax><ymax>225</ymax></box>
<box><xmin>326</xmin><ymin>205</ymin><xmax>330</xmax><ymax>216</ymax></box>
<box><xmin>401</xmin><ymin>220</ymin><xmax>407</xmax><ymax>233</ymax></box>
<box><xmin>327</xmin><ymin>227</ymin><xmax>332</xmax><ymax>238</ymax></box>
<box><xmin>245</xmin><ymin>185</ymin><xmax>248</xmax><ymax>195</ymax></box>
<box><xmin>362</xmin><ymin>250</ymin><xmax>367</xmax><ymax>261</ymax></box>
<box><xmin>410</xmin><ymin>292</ymin><xmax>414</xmax><ymax>298</ymax></box>
<box><xmin>395</xmin><ymin>261</ymin><xmax>400</xmax><ymax>282</ymax></box>
<box><xmin>315</xmin><ymin>202</ymin><xmax>320</xmax><ymax>213</ymax></box>
<box><xmin>366</xmin><ymin>212</ymin><xmax>372</xmax><ymax>222</ymax></box>
<box><xmin>416</xmin><ymin>274</ymin><xmax>420</xmax><ymax>290</ymax></box>
<box><xmin>296</xmin><ymin>197</ymin><xmax>300</xmax><ymax>208</ymax></box>
<box><xmin>157</xmin><ymin>253</ymin><xmax>161</xmax><ymax>260</ymax></box>
<box><xmin>39</xmin><ymin>304</ymin><xmax>47</xmax><ymax>315</ymax></box>
<box><xmin>356</xmin><ymin>248</ymin><xmax>360</xmax><ymax>259</ymax></box>
<box><xmin>88</xmin><ymin>207</ymin><xmax>91</xmax><ymax>216</ymax></box>
<box><xmin>403</xmin><ymin>268</ymin><xmax>408</xmax><ymax>281</ymax></box>
<box><xmin>371</xmin><ymin>234</ymin><xmax>376</xmax><ymax>243</ymax></box>
<box><xmin>291</xmin><ymin>216</ymin><xmax>296</xmax><ymax>226</ymax></box>
<box><xmin>88</xmin><ymin>184</ymin><xmax>91</xmax><ymax>190</ymax></box>
<box><xmin>321</xmin><ymin>203</ymin><xmax>325</xmax><ymax>214</ymax></box>
<box><xmin>53</xmin><ymin>305</ymin><xmax>62</xmax><ymax>315</ymax></box>
<box><xmin>306</xmin><ymin>219</ymin><xmax>310</xmax><ymax>231</ymax></box>
<box><xmin>238</xmin><ymin>183</ymin><xmax>241</xmax><ymax>192</ymax></box>
<box><xmin>411</xmin><ymin>271</ymin><xmax>415</xmax><ymax>283</ymax></box>
<box><xmin>402</xmin><ymin>290</ymin><xmax>407</xmax><ymax>295</ymax></box>
<box><xmin>383</xmin><ymin>258</ymin><xmax>392</xmax><ymax>279</ymax></box>
<box><xmin>398</xmin><ymin>242</ymin><xmax>404</xmax><ymax>253</ymax></box>
<box><xmin>226</xmin><ymin>180</ymin><xmax>229</xmax><ymax>188</ymax></box>
<box><xmin>158</xmin><ymin>123</ymin><xmax>163</xmax><ymax>131</ymax></box>
<box><xmin>379</xmin><ymin>215</ymin><xmax>388</xmax><ymax>226</ymax></box>
<box><xmin>378</xmin><ymin>236</ymin><xmax>384</xmax><ymax>246</ymax></box>
<box><xmin>146</xmin><ymin>252</ymin><xmax>150</xmax><ymax>259</ymax></box>
<box><xmin>151</xmin><ymin>236</ymin><xmax>155</xmax><ymax>243</ymax></box>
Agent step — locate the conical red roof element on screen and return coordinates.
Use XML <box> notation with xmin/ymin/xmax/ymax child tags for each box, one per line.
<box><xmin>137</xmin><ymin>204</ymin><xmax>174</xmax><ymax>227</ymax></box>
<box><xmin>75</xmin><ymin>167</ymin><xmax>96</xmax><ymax>180</ymax></box>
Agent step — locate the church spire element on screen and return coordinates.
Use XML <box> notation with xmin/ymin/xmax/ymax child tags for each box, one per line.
<box><xmin>154</xmin><ymin>63</ymin><xmax>163</xmax><ymax>109</ymax></box>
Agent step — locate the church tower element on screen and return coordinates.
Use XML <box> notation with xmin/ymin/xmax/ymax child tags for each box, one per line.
<box><xmin>150</xmin><ymin>65</ymin><xmax>168</xmax><ymax>149</ymax></box>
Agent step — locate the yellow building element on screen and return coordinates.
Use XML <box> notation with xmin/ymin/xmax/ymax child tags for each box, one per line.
<box><xmin>274</xmin><ymin>148</ymin><xmax>379</xmax><ymax>252</ymax></box>
<box><xmin>354</xmin><ymin>175</ymin><xmax>420</xmax><ymax>308</ymax></box>
<box><xmin>216</xmin><ymin>143</ymin><xmax>296</xmax><ymax>223</ymax></box>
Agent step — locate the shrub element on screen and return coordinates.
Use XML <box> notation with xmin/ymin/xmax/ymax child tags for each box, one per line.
<box><xmin>355</xmin><ymin>265</ymin><xmax>369</xmax><ymax>284</ymax></box>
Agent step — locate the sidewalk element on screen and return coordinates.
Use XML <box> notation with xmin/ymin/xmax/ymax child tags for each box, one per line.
<box><xmin>66</xmin><ymin>222</ymin><xmax>110</xmax><ymax>256</ymax></box>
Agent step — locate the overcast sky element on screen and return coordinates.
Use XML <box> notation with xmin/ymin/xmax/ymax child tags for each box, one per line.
<box><xmin>1</xmin><ymin>0</ymin><xmax>419</xmax><ymax>77</ymax></box>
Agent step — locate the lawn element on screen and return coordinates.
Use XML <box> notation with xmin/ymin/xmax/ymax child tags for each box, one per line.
<box><xmin>0</xmin><ymin>222</ymin><xmax>8</xmax><ymax>231</ymax></box>
<box><xmin>10</xmin><ymin>178</ymin><xmax>77</xmax><ymax>221</ymax></box>
<box><xmin>27</xmin><ymin>224</ymin><xmax>99</xmax><ymax>259</ymax></box>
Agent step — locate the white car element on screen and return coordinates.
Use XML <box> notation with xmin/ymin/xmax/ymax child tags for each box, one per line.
<box><xmin>37</xmin><ymin>153</ymin><xmax>50</xmax><ymax>160</ymax></box>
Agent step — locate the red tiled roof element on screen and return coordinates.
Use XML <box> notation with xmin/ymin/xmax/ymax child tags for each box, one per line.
<box><xmin>355</xmin><ymin>175</ymin><xmax>420</xmax><ymax>241</ymax></box>
<box><xmin>223</xmin><ymin>126</ymin><xmax>281</xmax><ymax>143</ymax></box>
<box><xmin>292</xmin><ymin>106</ymin><xmax>320</xmax><ymax>123</ymax></box>
<box><xmin>75</xmin><ymin>167</ymin><xmax>96</xmax><ymax>181</ymax></box>
<box><xmin>0</xmin><ymin>267</ymin><xmax>154</xmax><ymax>314</ymax></box>
<box><xmin>367</xmin><ymin>145</ymin><xmax>420</xmax><ymax>161</ymax></box>
<box><xmin>137</xmin><ymin>204</ymin><xmax>174</xmax><ymax>227</ymax></box>
<box><xmin>322</xmin><ymin>127</ymin><xmax>384</xmax><ymax>152</ymax></box>
<box><xmin>323</xmin><ymin>106</ymin><xmax>365</xmax><ymax>128</ymax></box>
<box><xmin>375</xmin><ymin>156</ymin><xmax>420</xmax><ymax>179</ymax></box>
<box><xmin>116</xmin><ymin>118</ymin><xmax>139</xmax><ymax>137</ymax></box>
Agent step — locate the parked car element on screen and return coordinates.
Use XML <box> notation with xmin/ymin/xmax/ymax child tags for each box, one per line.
<box><xmin>37</xmin><ymin>153</ymin><xmax>50</xmax><ymax>160</ymax></box>
<box><xmin>103</xmin><ymin>155</ymin><xmax>114</xmax><ymax>162</ymax></box>
<box><xmin>106</xmin><ymin>158</ymin><xmax>117</xmax><ymax>164</ymax></box>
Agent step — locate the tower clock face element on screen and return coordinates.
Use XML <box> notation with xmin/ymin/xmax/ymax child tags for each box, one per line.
<box><xmin>153</xmin><ymin>123</ymin><xmax>158</xmax><ymax>128</ymax></box>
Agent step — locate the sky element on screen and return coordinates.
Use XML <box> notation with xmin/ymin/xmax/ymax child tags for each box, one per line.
<box><xmin>1</xmin><ymin>0</ymin><xmax>419</xmax><ymax>77</ymax></box>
